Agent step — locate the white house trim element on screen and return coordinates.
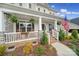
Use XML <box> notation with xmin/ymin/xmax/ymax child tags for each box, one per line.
<box><xmin>39</xmin><ymin>17</ymin><xmax>42</xmax><ymax>31</ymax></box>
<box><xmin>0</xmin><ymin>10</ymin><xmax>5</xmax><ymax>32</ymax></box>
<box><xmin>1</xmin><ymin>8</ymin><xmax>55</xmax><ymax>20</ymax></box>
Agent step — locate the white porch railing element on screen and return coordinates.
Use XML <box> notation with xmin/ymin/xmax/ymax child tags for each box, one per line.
<box><xmin>4</xmin><ymin>31</ymin><xmax>38</xmax><ymax>43</ymax></box>
<box><xmin>0</xmin><ymin>30</ymin><xmax>58</xmax><ymax>44</ymax></box>
<box><xmin>52</xmin><ymin>29</ymin><xmax>59</xmax><ymax>41</ymax></box>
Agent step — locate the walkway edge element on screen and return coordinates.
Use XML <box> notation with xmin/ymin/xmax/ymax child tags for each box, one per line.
<box><xmin>51</xmin><ymin>42</ymin><xmax>77</xmax><ymax>56</ymax></box>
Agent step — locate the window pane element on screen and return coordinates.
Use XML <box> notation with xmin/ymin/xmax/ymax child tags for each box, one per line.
<box><xmin>27</xmin><ymin>23</ymin><xmax>34</xmax><ymax>32</ymax></box>
<box><xmin>29</xmin><ymin>3</ymin><xmax>31</xmax><ymax>8</ymax></box>
<box><xmin>16</xmin><ymin>23</ymin><xmax>19</xmax><ymax>32</ymax></box>
<box><xmin>38</xmin><ymin>8</ymin><xmax>40</xmax><ymax>11</ymax></box>
<box><xmin>44</xmin><ymin>9</ymin><xmax>46</xmax><ymax>13</ymax></box>
<box><xmin>19</xmin><ymin>3</ymin><xmax>22</xmax><ymax>6</ymax></box>
<box><xmin>20</xmin><ymin>24</ymin><xmax>25</xmax><ymax>32</ymax></box>
<box><xmin>42</xmin><ymin>24</ymin><xmax>46</xmax><ymax>30</ymax></box>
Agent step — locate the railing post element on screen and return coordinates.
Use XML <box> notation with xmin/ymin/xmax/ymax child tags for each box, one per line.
<box><xmin>47</xmin><ymin>32</ymin><xmax>51</xmax><ymax>45</ymax></box>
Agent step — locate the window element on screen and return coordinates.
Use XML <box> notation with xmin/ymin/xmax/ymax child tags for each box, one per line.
<box><xmin>50</xmin><ymin>12</ymin><xmax>51</xmax><ymax>14</ymax></box>
<box><xmin>38</xmin><ymin>8</ymin><xmax>40</xmax><ymax>11</ymax></box>
<box><xmin>27</xmin><ymin>23</ymin><xmax>34</xmax><ymax>32</ymax></box>
<box><xmin>16</xmin><ymin>23</ymin><xmax>19</xmax><ymax>32</ymax></box>
<box><xmin>20</xmin><ymin>24</ymin><xmax>26</xmax><ymax>32</ymax></box>
<box><xmin>42</xmin><ymin>24</ymin><xmax>46</xmax><ymax>30</ymax></box>
<box><xmin>29</xmin><ymin>3</ymin><xmax>32</xmax><ymax>8</ymax></box>
<box><xmin>16</xmin><ymin>22</ymin><xmax>34</xmax><ymax>32</ymax></box>
<box><xmin>44</xmin><ymin>9</ymin><xmax>46</xmax><ymax>13</ymax></box>
<box><xmin>19</xmin><ymin>3</ymin><xmax>22</xmax><ymax>6</ymax></box>
<box><xmin>49</xmin><ymin>24</ymin><xmax>54</xmax><ymax>31</ymax></box>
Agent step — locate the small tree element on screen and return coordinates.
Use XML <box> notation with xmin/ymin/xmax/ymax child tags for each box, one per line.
<box><xmin>5</xmin><ymin>13</ymin><xmax>19</xmax><ymax>32</ymax></box>
<box><xmin>71</xmin><ymin>30</ymin><xmax>78</xmax><ymax>40</ymax></box>
<box><xmin>41</xmin><ymin>31</ymin><xmax>48</xmax><ymax>45</ymax></box>
<box><xmin>59</xmin><ymin>29</ymin><xmax>65</xmax><ymax>41</ymax></box>
<box><xmin>5</xmin><ymin>13</ymin><xmax>19</xmax><ymax>23</ymax></box>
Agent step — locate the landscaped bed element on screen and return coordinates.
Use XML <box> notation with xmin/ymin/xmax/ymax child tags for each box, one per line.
<box><xmin>59</xmin><ymin>29</ymin><xmax>79</xmax><ymax>56</ymax></box>
<box><xmin>2</xmin><ymin>31</ymin><xmax>57</xmax><ymax>56</ymax></box>
<box><xmin>5</xmin><ymin>43</ymin><xmax>57</xmax><ymax>56</ymax></box>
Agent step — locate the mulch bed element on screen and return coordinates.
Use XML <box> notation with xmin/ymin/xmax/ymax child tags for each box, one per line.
<box><xmin>6</xmin><ymin>44</ymin><xmax>57</xmax><ymax>56</ymax></box>
<box><xmin>61</xmin><ymin>40</ymin><xmax>72</xmax><ymax>46</ymax></box>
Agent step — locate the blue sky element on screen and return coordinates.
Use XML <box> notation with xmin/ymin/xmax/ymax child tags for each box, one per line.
<box><xmin>48</xmin><ymin>3</ymin><xmax>79</xmax><ymax>20</ymax></box>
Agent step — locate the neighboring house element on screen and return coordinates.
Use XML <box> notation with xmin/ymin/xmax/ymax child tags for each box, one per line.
<box><xmin>0</xmin><ymin>3</ymin><xmax>61</xmax><ymax>44</ymax></box>
<box><xmin>70</xmin><ymin>17</ymin><xmax>79</xmax><ymax>32</ymax></box>
<box><xmin>71</xmin><ymin>17</ymin><xmax>79</xmax><ymax>25</ymax></box>
<box><xmin>69</xmin><ymin>22</ymin><xmax>79</xmax><ymax>32</ymax></box>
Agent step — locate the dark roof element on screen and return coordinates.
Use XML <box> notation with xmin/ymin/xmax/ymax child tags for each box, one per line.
<box><xmin>70</xmin><ymin>17</ymin><xmax>79</xmax><ymax>25</ymax></box>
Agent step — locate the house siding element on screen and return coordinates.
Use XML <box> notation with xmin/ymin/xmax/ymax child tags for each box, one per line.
<box><xmin>5</xmin><ymin>16</ymin><xmax>14</xmax><ymax>32</ymax></box>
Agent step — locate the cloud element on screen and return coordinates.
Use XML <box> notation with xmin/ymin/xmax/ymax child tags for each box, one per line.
<box><xmin>60</xmin><ymin>14</ymin><xmax>65</xmax><ymax>17</ymax></box>
<box><xmin>51</xmin><ymin>5</ymin><xmax>55</xmax><ymax>8</ymax></box>
<box><xmin>60</xmin><ymin>9</ymin><xmax>67</xmax><ymax>12</ymax></box>
<box><xmin>60</xmin><ymin>9</ymin><xmax>72</xmax><ymax>14</ymax></box>
<box><xmin>55</xmin><ymin>12</ymin><xmax>60</xmax><ymax>16</ymax></box>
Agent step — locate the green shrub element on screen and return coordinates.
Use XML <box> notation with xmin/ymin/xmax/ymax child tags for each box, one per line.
<box><xmin>41</xmin><ymin>31</ymin><xmax>48</xmax><ymax>45</ymax></box>
<box><xmin>64</xmin><ymin>35</ymin><xmax>71</xmax><ymax>40</ymax></box>
<box><xmin>59</xmin><ymin>29</ymin><xmax>65</xmax><ymax>41</ymax></box>
<box><xmin>0</xmin><ymin>45</ymin><xmax>6</xmax><ymax>56</ymax></box>
<box><xmin>71</xmin><ymin>30</ymin><xmax>78</xmax><ymax>40</ymax></box>
<box><xmin>23</xmin><ymin>42</ymin><xmax>32</xmax><ymax>55</ymax></box>
<box><xmin>70</xmin><ymin>44</ymin><xmax>79</xmax><ymax>56</ymax></box>
<box><xmin>35</xmin><ymin>45</ymin><xmax>45</xmax><ymax>56</ymax></box>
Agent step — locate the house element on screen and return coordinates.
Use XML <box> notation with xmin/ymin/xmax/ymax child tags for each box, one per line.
<box><xmin>0</xmin><ymin>3</ymin><xmax>61</xmax><ymax>45</ymax></box>
<box><xmin>0</xmin><ymin>3</ymin><xmax>78</xmax><ymax>45</ymax></box>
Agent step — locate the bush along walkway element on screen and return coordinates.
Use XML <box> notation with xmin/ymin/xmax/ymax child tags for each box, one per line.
<box><xmin>51</xmin><ymin>42</ymin><xmax>77</xmax><ymax>56</ymax></box>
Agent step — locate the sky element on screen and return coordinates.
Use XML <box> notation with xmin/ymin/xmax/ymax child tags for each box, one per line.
<box><xmin>48</xmin><ymin>3</ymin><xmax>79</xmax><ymax>20</ymax></box>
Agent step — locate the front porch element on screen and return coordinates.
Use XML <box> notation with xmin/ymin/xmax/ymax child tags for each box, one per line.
<box><xmin>0</xmin><ymin>10</ymin><xmax>58</xmax><ymax>44</ymax></box>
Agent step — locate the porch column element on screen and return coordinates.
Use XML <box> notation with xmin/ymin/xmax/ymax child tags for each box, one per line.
<box><xmin>39</xmin><ymin>17</ymin><xmax>42</xmax><ymax>31</ymax></box>
<box><xmin>13</xmin><ymin>23</ymin><xmax>16</xmax><ymax>32</ymax></box>
<box><xmin>54</xmin><ymin>20</ymin><xmax>59</xmax><ymax>41</ymax></box>
<box><xmin>0</xmin><ymin>11</ymin><xmax>5</xmax><ymax>32</ymax></box>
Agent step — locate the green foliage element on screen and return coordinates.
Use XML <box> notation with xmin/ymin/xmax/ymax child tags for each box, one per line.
<box><xmin>64</xmin><ymin>35</ymin><xmax>72</xmax><ymax>40</ymax></box>
<box><xmin>41</xmin><ymin>31</ymin><xmax>48</xmax><ymax>45</ymax></box>
<box><xmin>71</xmin><ymin>30</ymin><xmax>78</xmax><ymax>40</ymax></box>
<box><xmin>69</xmin><ymin>30</ymin><xmax>79</xmax><ymax>55</ymax></box>
<box><xmin>5</xmin><ymin>13</ymin><xmax>19</xmax><ymax>23</ymax></box>
<box><xmin>70</xmin><ymin>44</ymin><xmax>79</xmax><ymax>56</ymax></box>
<box><xmin>0</xmin><ymin>45</ymin><xmax>6</xmax><ymax>56</ymax></box>
<box><xmin>29</xmin><ymin>18</ymin><xmax>35</xmax><ymax>24</ymax></box>
<box><xmin>35</xmin><ymin>45</ymin><xmax>45</xmax><ymax>56</ymax></box>
<box><xmin>59</xmin><ymin>29</ymin><xmax>65</xmax><ymax>41</ymax></box>
<box><xmin>23</xmin><ymin>42</ymin><xmax>32</xmax><ymax>55</ymax></box>
<box><xmin>9</xmin><ymin>15</ymin><xmax>19</xmax><ymax>23</ymax></box>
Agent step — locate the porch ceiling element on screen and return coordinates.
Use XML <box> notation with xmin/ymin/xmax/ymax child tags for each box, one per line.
<box><xmin>42</xmin><ymin>18</ymin><xmax>54</xmax><ymax>23</ymax></box>
<box><xmin>14</xmin><ymin>13</ymin><xmax>38</xmax><ymax>22</ymax></box>
<box><xmin>8</xmin><ymin>13</ymin><xmax>55</xmax><ymax>23</ymax></box>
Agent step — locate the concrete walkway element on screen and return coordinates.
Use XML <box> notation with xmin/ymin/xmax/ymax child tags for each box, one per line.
<box><xmin>52</xmin><ymin>42</ymin><xmax>77</xmax><ymax>56</ymax></box>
